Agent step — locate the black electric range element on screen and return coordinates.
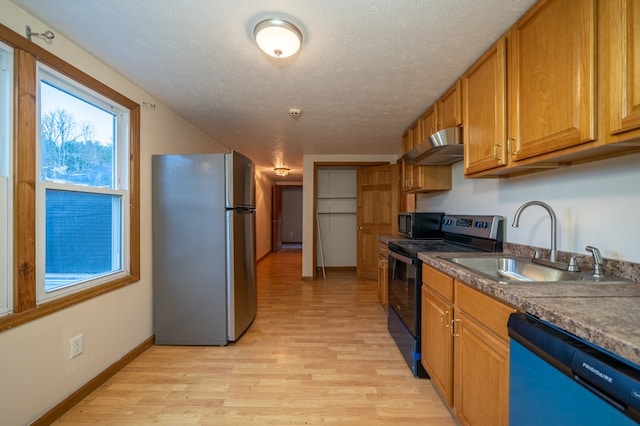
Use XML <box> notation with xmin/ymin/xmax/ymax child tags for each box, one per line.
<box><xmin>387</xmin><ymin>214</ymin><xmax>504</xmax><ymax>378</ymax></box>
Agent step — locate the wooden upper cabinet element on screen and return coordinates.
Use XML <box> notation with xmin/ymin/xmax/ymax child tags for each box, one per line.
<box><xmin>463</xmin><ymin>37</ymin><xmax>507</xmax><ymax>175</ymax></box>
<box><xmin>436</xmin><ymin>80</ymin><xmax>462</xmax><ymax>130</ymax></box>
<box><xmin>508</xmin><ymin>0</ymin><xmax>596</xmax><ymax>161</ymax></box>
<box><xmin>607</xmin><ymin>0</ymin><xmax>640</xmax><ymax>138</ymax></box>
<box><xmin>419</xmin><ymin>106</ymin><xmax>437</xmax><ymax>143</ymax></box>
<box><xmin>401</xmin><ymin>123</ymin><xmax>419</xmax><ymax>191</ymax></box>
<box><xmin>401</xmin><ymin>107</ymin><xmax>452</xmax><ymax>193</ymax></box>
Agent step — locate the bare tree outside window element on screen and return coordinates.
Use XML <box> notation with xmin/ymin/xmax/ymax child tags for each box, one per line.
<box><xmin>40</xmin><ymin>107</ymin><xmax>114</xmax><ymax>188</ymax></box>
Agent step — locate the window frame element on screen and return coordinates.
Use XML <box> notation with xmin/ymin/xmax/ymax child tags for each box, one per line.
<box><xmin>36</xmin><ymin>65</ymin><xmax>131</xmax><ymax>302</ymax></box>
<box><xmin>0</xmin><ymin>40</ymin><xmax>13</xmax><ymax>317</ymax></box>
<box><xmin>0</xmin><ymin>23</ymin><xmax>140</xmax><ymax>331</ymax></box>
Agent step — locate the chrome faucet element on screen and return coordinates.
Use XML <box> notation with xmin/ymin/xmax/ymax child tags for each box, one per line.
<box><xmin>585</xmin><ymin>245</ymin><xmax>604</xmax><ymax>277</ymax></box>
<box><xmin>512</xmin><ymin>201</ymin><xmax>558</xmax><ymax>262</ymax></box>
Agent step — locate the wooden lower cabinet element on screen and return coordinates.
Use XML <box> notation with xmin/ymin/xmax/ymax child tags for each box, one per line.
<box><xmin>421</xmin><ymin>265</ymin><xmax>516</xmax><ymax>426</ymax></box>
<box><xmin>421</xmin><ymin>285</ymin><xmax>453</xmax><ymax>406</ymax></box>
<box><xmin>376</xmin><ymin>241</ymin><xmax>388</xmax><ymax>309</ymax></box>
<box><xmin>453</xmin><ymin>310</ymin><xmax>510</xmax><ymax>426</ymax></box>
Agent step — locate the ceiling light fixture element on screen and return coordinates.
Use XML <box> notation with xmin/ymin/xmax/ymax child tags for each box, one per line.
<box><xmin>254</xmin><ymin>19</ymin><xmax>302</xmax><ymax>58</ymax></box>
<box><xmin>274</xmin><ymin>167</ymin><xmax>290</xmax><ymax>177</ymax></box>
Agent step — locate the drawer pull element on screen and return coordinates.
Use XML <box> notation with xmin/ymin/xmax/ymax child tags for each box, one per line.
<box><xmin>450</xmin><ymin>318</ymin><xmax>462</xmax><ymax>337</ymax></box>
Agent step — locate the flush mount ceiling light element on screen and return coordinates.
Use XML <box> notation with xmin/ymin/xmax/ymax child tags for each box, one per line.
<box><xmin>274</xmin><ymin>167</ymin><xmax>290</xmax><ymax>177</ymax></box>
<box><xmin>254</xmin><ymin>19</ymin><xmax>302</xmax><ymax>58</ymax></box>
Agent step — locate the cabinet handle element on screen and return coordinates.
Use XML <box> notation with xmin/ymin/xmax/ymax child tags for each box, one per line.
<box><xmin>440</xmin><ymin>310</ymin><xmax>450</xmax><ymax>327</ymax></box>
<box><xmin>450</xmin><ymin>318</ymin><xmax>462</xmax><ymax>337</ymax></box>
<box><xmin>493</xmin><ymin>144</ymin><xmax>502</xmax><ymax>160</ymax></box>
<box><xmin>507</xmin><ymin>138</ymin><xmax>517</xmax><ymax>156</ymax></box>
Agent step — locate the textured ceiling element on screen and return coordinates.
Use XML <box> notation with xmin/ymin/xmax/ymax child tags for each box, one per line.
<box><xmin>9</xmin><ymin>0</ymin><xmax>536</xmax><ymax>180</ymax></box>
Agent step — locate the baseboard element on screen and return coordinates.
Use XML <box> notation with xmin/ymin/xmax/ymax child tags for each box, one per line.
<box><xmin>32</xmin><ymin>336</ymin><xmax>154</xmax><ymax>425</ymax></box>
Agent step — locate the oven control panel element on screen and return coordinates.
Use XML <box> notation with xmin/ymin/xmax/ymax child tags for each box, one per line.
<box><xmin>442</xmin><ymin>215</ymin><xmax>504</xmax><ymax>240</ymax></box>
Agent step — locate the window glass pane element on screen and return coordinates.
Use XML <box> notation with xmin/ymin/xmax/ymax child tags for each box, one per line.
<box><xmin>45</xmin><ymin>189</ymin><xmax>122</xmax><ymax>292</ymax></box>
<box><xmin>0</xmin><ymin>43</ymin><xmax>11</xmax><ymax>315</ymax></box>
<box><xmin>40</xmin><ymin>80</ymin><xmax>116</xmax><ymax>188</ymax></box>
<box><xmin>37</xmin><ymin>64</ymin><xmax>129</xmax><ymax>302</ymax></box>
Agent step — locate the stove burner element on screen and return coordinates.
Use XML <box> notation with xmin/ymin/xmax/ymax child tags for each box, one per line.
<box><xmin>389</xmin><ymin>239</ymin><xmax>483</xmax><ymax>257</ymax></box>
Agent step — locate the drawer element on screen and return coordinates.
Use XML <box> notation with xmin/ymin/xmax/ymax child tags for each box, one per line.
<box><xmin>455</xmin><ymin>281</ymin><xmax>516</xmax><ymax>342</ymax></box>
<box><xmin>423</xmin><ymin>264</ymin><xmax>454</xmax><ymax>302</ymax></box>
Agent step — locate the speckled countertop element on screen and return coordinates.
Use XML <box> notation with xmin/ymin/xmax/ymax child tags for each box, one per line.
<box><xmin>378</xmin><ymin>234</ymin><xmax>409</xmax><ymax>244</ymax></box>
<box><xmin>418</xmin><ymin>248</ymin><xmax>640</xmax><ymax>366</ymax></box>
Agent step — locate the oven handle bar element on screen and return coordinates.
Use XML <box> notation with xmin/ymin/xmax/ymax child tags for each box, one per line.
<box><xmin>388</xmin><ymin>249</ymin><xmax>417</xmax><ymax>265</ymax></box>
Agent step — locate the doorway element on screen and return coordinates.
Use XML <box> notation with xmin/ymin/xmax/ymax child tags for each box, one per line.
<box><xmin>312</xmin><ymin>162</ymin><xmax>393</xmax><ymax>279</ymax></box>
<box><xmin>272</xmin><ymin>184</ymin><xmax>302</xmax><ymax>251</ymax></box>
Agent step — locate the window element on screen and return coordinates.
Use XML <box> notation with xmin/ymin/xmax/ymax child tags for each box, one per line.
<box><xmin>0</xmin><ymin>22</ymin><xmax>139</xmax><ymax>331</ymax></box>
<box><xmin>0</xmin><ymin>42</ymin><xmax>12</xmax><ymax>316</ymax></box>
<box><xmin>36</xmin><ymin>65</ymin><xmax>130</xmax><ymax>302</ymax></box>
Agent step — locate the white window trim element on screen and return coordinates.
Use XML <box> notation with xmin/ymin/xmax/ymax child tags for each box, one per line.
<box><xmin>35</xmin><ymin>63</ymin><xmax>131</xmax><ymax>303</ymax></box>
<box><xmin>0</xmin><ymin>41</ymin><xmax>13</xmax><ymax>317</ymax></box>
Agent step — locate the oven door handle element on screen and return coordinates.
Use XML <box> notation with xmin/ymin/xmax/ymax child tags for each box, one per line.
<box><xmin>388</xmin><ymin>250</ymin><xmax>417</xmax><ymax>265</ymax></box>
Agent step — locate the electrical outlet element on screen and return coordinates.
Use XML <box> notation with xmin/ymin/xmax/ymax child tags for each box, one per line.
<box><xmin>70</xmin><ymin>334</ymin><xmax>83</xmax><ymax>359</ymax></box>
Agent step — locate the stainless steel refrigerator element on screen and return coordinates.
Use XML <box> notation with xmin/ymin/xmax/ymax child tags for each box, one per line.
<box><xmin>152</xmin><ymin>151</ymin><xmax>257</xmax><ymax>345</ymax></box>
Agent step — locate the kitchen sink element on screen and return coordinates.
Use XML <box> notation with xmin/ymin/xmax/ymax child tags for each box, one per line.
<box><xmin>444</xmin><ymin>255</ymin><xmax>634</xmax><ymax>284</ymax></box>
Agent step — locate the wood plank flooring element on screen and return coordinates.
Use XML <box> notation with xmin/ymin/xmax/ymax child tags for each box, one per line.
<box><xmin>55</xmin><ymin>248</ymin><xmax>456</xmax><ymax>425</ymax></box>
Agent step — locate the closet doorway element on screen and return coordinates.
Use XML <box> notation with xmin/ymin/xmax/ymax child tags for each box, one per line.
<box><xmin>313</xmin><ymin>162</ymin><xmax>394</xmax><ymax>279</ymax></box>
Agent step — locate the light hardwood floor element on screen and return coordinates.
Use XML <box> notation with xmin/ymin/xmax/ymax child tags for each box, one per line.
<box><xmin>55</xmin><ymin>248</ymin><xmax>456</xmax><ymax>425</ymax></box>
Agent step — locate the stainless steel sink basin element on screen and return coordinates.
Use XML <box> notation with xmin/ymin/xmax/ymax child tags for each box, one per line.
<box><xmin>445</xmin><ymin>256</ymin><xmax>634</xmax><ymax>284</ymax></box>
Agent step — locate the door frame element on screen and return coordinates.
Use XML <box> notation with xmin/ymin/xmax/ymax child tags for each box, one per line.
<box><xmin>312</xmin><ymin>161</ymin><xmax>388</xmax><ymax>279</ymax></box>
<box><xmin>272</xmin><ymin>184</ymin><xmax>282</xmax><ymax>252</ymax></box>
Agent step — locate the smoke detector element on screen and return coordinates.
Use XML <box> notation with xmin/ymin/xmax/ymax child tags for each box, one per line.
<box><xmin>288</xmin><ymin>108</ymin><xmax>302</xmax><ymax>118</ymax></box>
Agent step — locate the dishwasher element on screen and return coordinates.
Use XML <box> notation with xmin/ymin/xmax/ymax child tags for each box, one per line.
<box><xmin>508</xmin><ymin>313</ymin><xmax>640</xmax><ymax>425</ymax></box>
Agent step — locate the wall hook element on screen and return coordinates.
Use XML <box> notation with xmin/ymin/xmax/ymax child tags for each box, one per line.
<box><xmin>26</xmin><ymin>25</ymin><xmax>55</xmax><ymax>41</ymax></box>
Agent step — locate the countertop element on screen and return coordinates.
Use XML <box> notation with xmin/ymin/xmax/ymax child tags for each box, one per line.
<box><xmin>418</xmin><ymin>250</ymin><xmax>640</xmax><ymax>366</ymax></box>
<box><xmin>377</xmin><ymin>234</ymin><xmax>409</xmax><ymax>244</ymax></box>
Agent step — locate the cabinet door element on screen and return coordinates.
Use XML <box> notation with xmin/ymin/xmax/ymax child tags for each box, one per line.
<box><xmin>419</xmin><ymin>106</ymin><xmax>437</xmax><ymax>143</ymax></box>
<box><xmin>437</xmin><ymin>80</ymin><xmax>462</xmax><ymax>130</ymax></box>
<box><xmin>401</xmin><ymin>123</ymin><xmax>420</xmax><ymax>191</ymax></box>
<box><xmin>508</xmin><ymin>0</ymin><xmax>596</xmax><ymax>161</ymax></box>
<box><xmin>608</xmin><ymin>0</ymin><xmax>640</xmax><ymax>136</ymax></box>
<box><xmin>463</xmin><ymin>37</ymin><xmax>507</xmax><ymax>175</ymax></box>
<box><xmin>453</xmin><ymin>311</ymin><xmax>509</xmax><ymax>426</ymax></box>
<box><xmin>421</xmin><ymin>285</ymin><xmax>453</xmax><ymax>406</ymax></box>
<box><xmin>377</xmin><ymin>242</ymin><xmax>388</xmax><ymax>309</ymax></box>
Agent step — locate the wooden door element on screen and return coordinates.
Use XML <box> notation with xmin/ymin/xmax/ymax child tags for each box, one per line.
<box><xmin>463</xmin><ymin>37</ymin><xmax>507</xmax><ymax>175</ymax></box>
<box><xmin>271</xmin><ymin>184</ymin><xmax>282</xmax><ymax>251</ymax></box>
<box><xmin>508</xmin><ymin>0</ymin><xmax>596</xmax><ymax>161</ymax></box>
<box><xmin>356</xmin><ymin>164</ymin><xmax>396</xmax><ymax>279</ymax></box>
<box><xmin>608</xmin><ymin>0</ymin><xmax>640</xmax><ymax>136</ymax></box>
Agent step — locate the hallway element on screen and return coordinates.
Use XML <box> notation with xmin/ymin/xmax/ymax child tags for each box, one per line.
<box><xmin>55</xmin><ymin>248</ymin><xmax>455</xmax><ymax>425</ymax></box>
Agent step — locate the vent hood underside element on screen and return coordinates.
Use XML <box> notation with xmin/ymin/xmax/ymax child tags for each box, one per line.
<box><xmin>401</xmin><ymin>127</ymin><xmax>463</xmax><ymax>166</ymax></box>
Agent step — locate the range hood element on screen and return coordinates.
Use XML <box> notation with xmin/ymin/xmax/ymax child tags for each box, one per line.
<box><xmin>401</xmin><ymin>127</ymin><xmax>463</xmax><ymax>166</ymax></box>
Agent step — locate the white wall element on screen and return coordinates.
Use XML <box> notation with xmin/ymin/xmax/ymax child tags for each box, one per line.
<box><xmin>302</xmin><ymin>154</ymin><xmax>397</xmax><ymax>278</ymax></box>
<box><xmin>417</xmin><ymin>152</ymin><xmax>640</xmax><ymax>263</ymax></box>
<box><xmin>255</xmin><ymin>170</ymin><xmax>273</xmax><ymax>260</ymax></box>
<box><xmin>316</xmin><ymin>168</ymin><xmax>357</xmax><ymax>267</ymax></box>
<box><xmin>0</xmin><ymin>3</ymin><xmax>232</xmax><ymax>424</ymax></box>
